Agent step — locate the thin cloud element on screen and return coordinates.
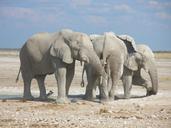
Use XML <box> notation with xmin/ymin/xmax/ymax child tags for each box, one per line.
<box><xmin>70</xmin><ymin>0</ymin><xmax>91</xmax><ymax>7</ymax></box>
<box><xmin>156</xmin><ymin>12</ymin><xmax>171</xmax><ymax>20</ymax></box>
<box><xmin>148</xmin><ymin>0</ymin><xmax>171</xmax><ymax>9</ymax></box>
<box><xmin>0</xmin><ymin>7</ymin><xmax>37</xmax><ymax>21</ymax></box>
<box><xmin>0</xmin><ymin>7</ymin><xmax>63</xmax><ymax>24</ymax></box>
<box><xmin>86</xmin><ymin>15</ymin><xmax>107</xmax><ymax>26</ymax></box>
<box><xmin>112</xmin><ymin>4</ymin><xmax>134</xmax><ymax>13</ymax></box>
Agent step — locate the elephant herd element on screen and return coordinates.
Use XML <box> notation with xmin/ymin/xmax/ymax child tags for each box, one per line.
<box><xmin>16</xmin><ymin>29</ymin><xmax>158</xmax><ymax>104</ymax></box>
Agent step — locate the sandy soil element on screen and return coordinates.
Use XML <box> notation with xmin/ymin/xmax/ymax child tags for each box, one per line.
<box><xmin>0</xmin><ymin>54</ymin><xmax>171</xmax><ymax>128</ymax></box>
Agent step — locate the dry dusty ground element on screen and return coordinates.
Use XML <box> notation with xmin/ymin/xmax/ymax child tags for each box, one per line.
<box><xmin>0</xmin><ymin>51</ymin><xmax>171</xmax><ymax>128</ymax></box>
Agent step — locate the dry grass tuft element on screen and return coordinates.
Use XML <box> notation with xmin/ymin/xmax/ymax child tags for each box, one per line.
<box><xmin>0</xmin><ymin>50</ymin><xmax>19</xmax><ymax>57</ymax></box>
<box><xmin>19</xmin><ymin>99</ymin><xmax>27</xmax><ymax>102</ymax></box>
<box><xmin>2</xmin><ymin>99</ymin><xmax>7</xmax><ymax>102</ymax></box>
<box><xmin>154</xmin><ymin>52</ymin><xmax>171</xmax><ymax>59</ymax></box>
<box><xmin>99</xmin><ymin>107</ymin><xmax>110</xmax><ymax>114</ymax></box>
<box><xmin>159</xmin><ymin>76</ymin><xmax>171</xmax><ymax>81</ymax></box>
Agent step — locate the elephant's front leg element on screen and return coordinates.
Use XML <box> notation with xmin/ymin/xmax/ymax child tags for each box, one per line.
<box><xmin>122</xmin><ymin>68</ymin><xmax>133</xmax><ymax>99</ymax></box>
<box><xmin>55</xmin><ymin>66</ymin><xmax>70</xmax><ymax>104</ymax></box>
<box><xmin>85</xmin><ymin>76</ymin><xmax>97</xmax><ymax>101</ymax></box>
<box><xmin>84</xmin><ymin>65</ymin><xmax>98</xmax><ymax>101</ymax></box>
<box><xmin>66</xmin><ymin>61</ymin><xmax>75</xmax><ymax>96</ymax></box>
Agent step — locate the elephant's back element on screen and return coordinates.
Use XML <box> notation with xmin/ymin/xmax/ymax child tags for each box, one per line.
<box><xmin>25</xmin><ymin>32</ymin><xmax>54</xmax><ymax>62</ymax></box>
<box><xmin>136</xmin><ymin>44</ymin><xmax>154</xmax><ymax>59</ymax></box>
<box><xmin>92</xmin><ymin>36</ymin><xmax>104</xmax><ymax>58</ymax></box>
<box><xmin>19</xmin><ymin>32</ymin><xmax>56</xmax><ymax>76</ymax></box>
<box><xmin>108</xmin><ymin>34</ymin><xmax>127</xmax><ymax>55</ymax></box>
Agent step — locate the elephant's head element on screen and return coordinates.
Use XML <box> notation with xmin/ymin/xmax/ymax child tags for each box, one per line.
<box><xmin>122</xmin><ymin>40</ymin><xmax>158</xmax><ymax>95</ymax></box>
<box><xmin>136</xmin><ymin>44</ymin><xmax>158</xmax><ymax>95</ymax></box>
<box><xmin>50</xmin><ymin>29</ymin><xmax>103</xmax><ymax>75</ymax></box>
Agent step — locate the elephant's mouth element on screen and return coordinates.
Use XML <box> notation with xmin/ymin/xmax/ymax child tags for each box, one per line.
<box><xmin>78</xmin><ymin>48</ymin><xmax>90</xmax><ymax>63</ymax></box>
<box><xmin>80</xmin><ymin>55</ymin><xmax>89</xmax><ymax>63</ymax></box>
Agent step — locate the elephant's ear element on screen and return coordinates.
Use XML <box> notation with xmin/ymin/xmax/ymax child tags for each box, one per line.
<box><xmin>50</xmin><ymin>38</ymin><xmax>73</xmax><ymax>64</ymax></box>
<box><xmin>117</xmin><ymin>35</ymin><xmax>137</xmax><ymax>53</ymax></box>
<box><xmin>124</xmin><ymin>53</ymin><xmax>138</xmax><ymax>71</ymax></box>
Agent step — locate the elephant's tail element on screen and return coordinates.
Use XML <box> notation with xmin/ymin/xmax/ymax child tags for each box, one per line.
<box><xmin>16</xmin><ymin>66</ymin><xmax>21</xmax><ymax>83</ymax></box>
<box><xmin>80</xmin><ymin>63</ymin><xmax>85</xmax><ymax>87</ymax></box>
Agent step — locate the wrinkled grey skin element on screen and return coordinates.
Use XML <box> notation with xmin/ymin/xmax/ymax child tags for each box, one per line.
<box><xmin>83</xmin><ymin>33</ymin><xmax>158</xmax><ymax>102</ymax></box>
<box><xmin>131</xmin><ymin>44</ymin><xmax>158</xmax><ymax>97</ymax></box>
<box><xmin>84</xmin><ymin>33</ymin><xmax>129</xmax><ymax>102</ymax></box>
<box><xmin>17</xmin><ymin>29</ymin><xmax>103</xmax><ymax>103</ymax></box>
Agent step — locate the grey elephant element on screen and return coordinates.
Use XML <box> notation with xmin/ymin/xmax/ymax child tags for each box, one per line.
<box><xmin>16</xmin><ymin>29</ymin><xmax>103</xmax><ymax>103</ymax></box>
<box><xmin>83</xmin><ymin>32</ymin><xmax>158</xmax><ymax>102</ymax></box>
<box><xmin>118</xmin><ymin>36</ymin><xmax>158</xmax><ymax>98</ymax></box>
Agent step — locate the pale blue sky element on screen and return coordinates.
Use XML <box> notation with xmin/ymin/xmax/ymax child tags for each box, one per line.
<box><xmin>0</xmin><ymin>0</ymin><xmax>171</xmax><ymax>50</ymax></box>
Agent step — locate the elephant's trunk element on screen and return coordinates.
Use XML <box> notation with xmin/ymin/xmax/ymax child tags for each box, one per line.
<box><xmin>80</xmin><ymin>48</ymin><xmax>103</xmax><ymax>76</ymax></box>
<box><xmin>148</xmin><ymin>60</ymin><xmax>158</xmax><ymax>95</ymax></box>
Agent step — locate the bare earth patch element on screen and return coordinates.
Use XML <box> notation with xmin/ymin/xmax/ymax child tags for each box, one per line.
<box><xmin>0</xmin><ymin>52</ymin><xmax>171</xmax><ymax>128</ymax></box>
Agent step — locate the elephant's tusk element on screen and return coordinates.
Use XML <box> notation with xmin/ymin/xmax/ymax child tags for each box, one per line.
<box><xmin>82</xmin><ymin>56</ymin><xmax>89</xmax><ymax>63</ymax></box>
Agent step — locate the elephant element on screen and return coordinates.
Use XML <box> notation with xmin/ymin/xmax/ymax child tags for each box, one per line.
<box><xmin>82</xmin><ymin>32</ymin><xmax>158</xmax><ymax>102</ymax></box>
<box><xmin>118</xmin><ymin>36</ymin><xmax>158</xmax><ymax>98</ymax></box>
<box><xmin>16</xmin><ymin>29</ymin><xmax>103</xmax><ymax>103</ymax></box>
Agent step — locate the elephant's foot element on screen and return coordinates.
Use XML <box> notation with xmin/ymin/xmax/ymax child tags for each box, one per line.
<box><xmin>83</xmin><ymin>95</ymin><xmax>96</xmax><ymax>101</ymax></box>
<box><xmin>124</xmin><ymin>94</ymin><xmax>131</xmax><ymax>99</ymax></box>
<box><xmin>84</xmin><ymin>91</ymin><xmax>96</xmax><ymax>101</ymax></box>
<box><xmin>56</xmin><ymin>97</ymin><xmax>70</xmax><ymax>104</ymax></box>
<box><xmin>100</xmin><ymin>96</ymin><xmax>114</xmax><ymax>104</ymax></box>
<box><xmin>109</xmin><ymin>96</ymin><xmax>114</xmax><ymax>101</ymax></box>
<box><xmin>146</xmin><ymin>87</ymin><xmax>154</xmax><ymax>96</ymax></box>
<box><xmin>38</xmin><ymin>95</ymin><xmax>48</xmax><ymax>101</ymax></box>
<box><xmin>100</xmin><ymin>98</ymin><xmax>110</xmax><ymax>104</ymax></box>
<box><xmin>23</xmin><ymin>95</ymin><xmax>34</xmax><ymax>100</ymax></box>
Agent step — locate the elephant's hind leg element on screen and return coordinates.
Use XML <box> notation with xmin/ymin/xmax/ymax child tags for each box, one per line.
<box><xmin>35</xmin><ymin>75</ymin><xmax>47</xmax><ymax>100</ymax></box>
<box><xmin>109</xmin><ymin>74</ymin><xmax>120</xmax><ymax>101</ymax></box>
<box><xmin>22</xmin><ymin>73</ymin><xmax>34</xmax><ymax>100</ymax></box>
<box><xmin>109</xmin><ymin>58</ymin><xmax>123</xmax><ymax>101</ymax></box>
<box><xmin>122</xmin><ymin>68</ymin><xmax>133</xmax><ymax>99</ymax></box>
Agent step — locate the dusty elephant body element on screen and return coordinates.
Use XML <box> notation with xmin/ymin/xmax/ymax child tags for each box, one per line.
<box><xmin>117</xmin><ymin>36</ymin><xmax>158</xmax><ymax>98</ymax></box>
<box><xmin>131</xmin><ymin>44</ymin><xmax>158</xmax><ymax>96</ymax></box>
<box><xmin>83</xmin><ymin>33</ymin><xmax>158</xmax><ymax>102</ymax></box>
<box><xmin>17</xmin><ymin>29</ymin><xmax>103</xmax><ymax>103</ymax></box>
<box><xmin>84</xmin><ymin>32</ymin><xmax>130</xmax><ymax>102</ymax></box>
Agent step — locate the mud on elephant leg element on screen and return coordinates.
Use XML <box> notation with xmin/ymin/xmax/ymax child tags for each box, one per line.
<box><xmin>35</xmin><ymin>75</ymin><xmax>47</xmax><ymax>101</ymax></box>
